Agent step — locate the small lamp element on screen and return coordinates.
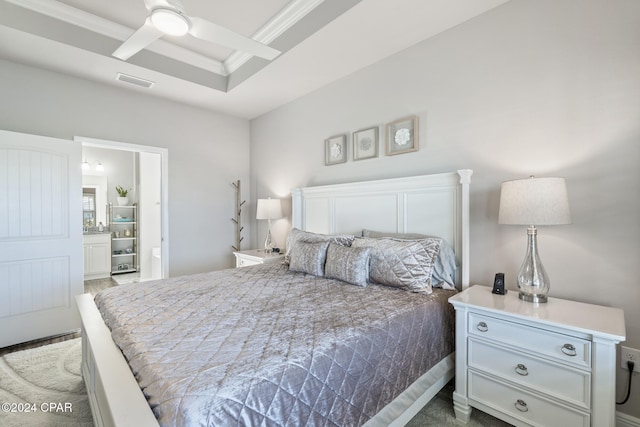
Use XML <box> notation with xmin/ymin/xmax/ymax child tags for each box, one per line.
<box><xmin>256</xmin><ymin>198</ymin><xmax>283</xmax><ymax>253</ymax></box>
<box><xmin>498</xmin><ymin>176</ymin><xmax>571</xmax><ymax>303</ymax></box>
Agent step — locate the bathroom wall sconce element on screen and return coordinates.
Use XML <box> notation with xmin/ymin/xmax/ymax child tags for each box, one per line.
<box><xmin>82</xmin><ymin>160</ymin><xmax>105</xmax><ymax>173</ymax></box>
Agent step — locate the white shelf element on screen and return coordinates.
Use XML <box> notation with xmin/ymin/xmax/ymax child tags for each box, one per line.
<box><xmin>109</xmin><ymin>202</ymin><xmax>138</xmax><ymax>277</ymax></box>
<box><xmin>112</xmin><ymin>268</ymin><xmax>137</xmax><ymax>274</ymax></box>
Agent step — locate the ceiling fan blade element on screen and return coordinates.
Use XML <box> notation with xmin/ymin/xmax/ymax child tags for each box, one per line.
<box><xmin>113</xmin><ymin>17</ymin><xmax>164</xmax><ymax>61</ymax></box>
<box><xmin>189</xmin><ymin>17</ymin><xmax>280</xmax><ymax>61</ymax></box>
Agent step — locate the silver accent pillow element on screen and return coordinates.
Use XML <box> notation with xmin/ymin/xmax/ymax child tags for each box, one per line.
<box><xmin>288</xmin><ymin>240</ymin><xmax>330</xmax><ymax>276</ymax></box>
<box><xmin>361</xmin><ymin>229</ymin><xmax>457</xmax><ymax>290</ymax></box>
<box><xmin>351</xmin><ymin>237</ymin><xmax>441</xmax><ymax>294</ymax></box>
<box><xmin>285</xmin><ymin>228</ymin><xmax>355</xmax><ymax>264</ymax></box>
<box><xmin>324</xmin><ymin>243</ymin><xmax>371</xmax><ymax>287</ymax></box>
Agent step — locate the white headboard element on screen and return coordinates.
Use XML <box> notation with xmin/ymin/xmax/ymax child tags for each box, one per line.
<box><xmin>291</xmin><ymin>170</ymin><xmax>472</xmax><ymax>289</ymax></box>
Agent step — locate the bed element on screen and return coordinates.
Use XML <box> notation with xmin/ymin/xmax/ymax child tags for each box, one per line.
<box><xmin>76</xmin><ymin>169</ymin><xmax>472</xmax><ymax>427</ymax></box>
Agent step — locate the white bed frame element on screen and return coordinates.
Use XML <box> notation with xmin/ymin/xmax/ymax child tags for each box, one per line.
<box><xmin>76</xmin><ymin>169</ymin><xmax>472</xmax><ymax>427</ymax></box>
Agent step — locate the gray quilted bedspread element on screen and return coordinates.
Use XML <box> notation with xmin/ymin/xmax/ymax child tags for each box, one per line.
<box><xmin>94</xmin><ymin>263</ymin><xmax>455</xmax><ymax>427</ymax></box>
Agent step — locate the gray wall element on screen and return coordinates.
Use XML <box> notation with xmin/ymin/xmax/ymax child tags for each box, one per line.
<box><xmin>0</xmin><ymin>59</ymin><xmax>251</xmax><ymax>276</ymax></box>
<box><xmin>250</xmin><ymin>0</ymin><xmax>640</xmax><ymax>417</ymax></box>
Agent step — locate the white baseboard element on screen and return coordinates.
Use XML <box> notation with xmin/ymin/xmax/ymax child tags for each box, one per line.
<box><xmin>618</xmin><ymin>411</ymin><xmax>640</xmax><ymax>427</ymax></box>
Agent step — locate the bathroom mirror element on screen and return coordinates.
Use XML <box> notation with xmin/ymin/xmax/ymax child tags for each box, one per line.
<box><xmin>82</xmin><ymin>174</ymin><xmax>108</xmax><ymax>227</ymax></box>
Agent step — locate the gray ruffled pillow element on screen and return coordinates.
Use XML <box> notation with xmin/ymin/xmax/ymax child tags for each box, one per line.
<box><xmin>324</xmin><ymin>243</ymin><xmax>371</xmax><ymax>287</ymax></box>
<box><xmin>285</xmin><ymin>228</ymin><xmax>355</xmax><ymax>264</ymax></box>
<box><xmin>288</xmin><ymin>240</ymin><xmax>330</xmax><ymax>276</ymax></box>
<box><xmin>351</xmin><ymin>237</ymin><xmax>441</xmax><ymax>294</ymax></box>
<box><xmin>361</xmin><ymin>229</ymin><xmax>457</xmax><ymax>290</ymax></box>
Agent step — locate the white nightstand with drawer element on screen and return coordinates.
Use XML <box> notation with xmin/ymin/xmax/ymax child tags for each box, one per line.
<box><xmin>449</xmin><ymin>285</ymin><xmax>625</xmax><ymax>427</ymax></box>
<box><xmin>233</xmin><ymin>249</ymin><xmax>285</xmax><ymax>267</ymax></box>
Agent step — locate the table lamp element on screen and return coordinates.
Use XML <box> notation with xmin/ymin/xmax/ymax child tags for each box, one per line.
<box><xmin>256</xmin><ymin>198</ymin><xmax>283</xmax><ymax>253</ymax></box>
<box><xmin>498</xmin><ymin>176</ymin><xmax>571</xmax><ymax>303</ymax></box>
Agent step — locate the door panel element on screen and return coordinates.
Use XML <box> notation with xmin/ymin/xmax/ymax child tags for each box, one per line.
<box><xmin>0</xmin><ymin>129</ymin><xmax>82</xmax><ymax>347</ymax></box>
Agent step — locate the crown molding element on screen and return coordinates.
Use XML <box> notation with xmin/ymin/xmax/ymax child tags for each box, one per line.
<box><xmin>224</xmin><ymin>0</ymin><xmax>324</xmax><ymax>74</ymax></box>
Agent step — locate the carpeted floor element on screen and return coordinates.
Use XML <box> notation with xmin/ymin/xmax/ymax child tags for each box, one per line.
<box><xmin>0</xmin><ymin>339</ymin><xmax>92</xmax><ymax>426</ymax></box>
<box><xmin>0</xmin><ymin>338</ymin><xmax>510</xmax><ymax>426</ymax></box>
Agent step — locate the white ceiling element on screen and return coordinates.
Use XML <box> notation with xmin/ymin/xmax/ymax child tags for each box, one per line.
<box><xmin>0</xmin><ymin>0</ymin><xmax>509</xmax><ymax>119</ymax></box>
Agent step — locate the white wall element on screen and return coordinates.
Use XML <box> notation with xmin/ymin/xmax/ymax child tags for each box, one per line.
<box><xmin>250</xmin><ymin>0</ymin><xmax>640</xmax><ymax>417</ymax></box>
<box><xmin>83</xmin><ymin>146</ymin><xmax>135</xmax><ymax>205</ymax></box>
<box><xmin>0</xmin><ymin>59</ymin><xmax>251</xmax><ymax>276</ymax></box>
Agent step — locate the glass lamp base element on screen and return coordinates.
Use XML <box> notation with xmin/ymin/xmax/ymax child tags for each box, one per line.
<box><xmin>518</xmin><ymin>292</ymin><xmax>548</xmax><ymax>303</ymax></box>
<box><xmin>516</xmin><ymin>226</ymin><xmax>550</xmax><ymax>304</ymax></box>
<box><xmin>263</xmin><ymin>228</ymin><xmax>273</xmax><ymax>254</ymax></box>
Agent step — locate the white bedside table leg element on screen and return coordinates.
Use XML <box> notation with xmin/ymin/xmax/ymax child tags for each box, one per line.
<box><xmin>453</xmin><ymin>307</ymin><xmax>471</xmax><ymax>423</ymax></box>
<box><xmin>453</xmin><ymin>391</ymin><xmax>472</xmax><ymax>423</ymax></box>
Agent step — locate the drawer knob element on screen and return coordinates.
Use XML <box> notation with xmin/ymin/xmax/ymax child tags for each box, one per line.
<box><xmin>476</xmin><ymin>322</ymin><xmax>488</xmax><ymax>332</ymax></box>
<box><xmin>515</xmin><ymin>363</ymin><xmax>529</xmax><ymax>376</ymax></box>
<box><xmin>514</xmin><ymin>399</ymin><xmax>529</xmax><ymax>412</ymax></box>
<box><xmin>561</xmin><ymin>343</ymin><xmax>577</xmax><ymax>357</ymax></box>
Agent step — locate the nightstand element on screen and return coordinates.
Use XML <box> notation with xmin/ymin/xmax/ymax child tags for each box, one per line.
<box><xmin>233</xmin><ymin>249</ymin><xmax>285</xmax><ymax>267</ymax></box>
<box><xmin>449</xmin><ymin>285</ymin><xmax>625</xmax><ymax>427</ymax></box>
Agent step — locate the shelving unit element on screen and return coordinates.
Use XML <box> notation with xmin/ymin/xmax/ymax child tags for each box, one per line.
<box><xmin>109</xmin><ymin>203</ymin><xmax>138</xmax><ymax>275</ymax></box>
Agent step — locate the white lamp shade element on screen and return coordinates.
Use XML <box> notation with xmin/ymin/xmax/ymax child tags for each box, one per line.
<box><xmin>498</xmin><ymin>177</ymin><xmax>571</xmax><ymax>226</ymax></box>
<box><xmin>256</xmin><ymin>198</ymin><xmax>283</xmax><ymax>220</ymax></box>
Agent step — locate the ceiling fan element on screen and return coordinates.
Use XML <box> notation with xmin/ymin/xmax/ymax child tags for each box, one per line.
<box><xmin>113</xmin><ymin>0</ymin><xmax>281</xmax><ymax>61</ymax></box>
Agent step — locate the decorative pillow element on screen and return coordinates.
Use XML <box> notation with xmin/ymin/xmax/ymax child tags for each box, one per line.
<box><xmin>351</xmin><ymin>237</ymin><xmax>441</xmax><ymax>294</ymax></box>
<box><xmin>288</xmin><ymin>240</ymin><xmax>330</xmax><ymax>276</ymax></box>
<box><xmin>285</xmin><ymin>228</ymin><xmax>355</xmax><ymax>264</ymax></box>
<box><xmin>324</xmin><ymin>243</ymin><xmax>371</xmax><ymax>287</ymax></box>
<box><xmin>361</xmin><ymin>229</ymin><xmax>457</xmax><ymax>290</ymax></box>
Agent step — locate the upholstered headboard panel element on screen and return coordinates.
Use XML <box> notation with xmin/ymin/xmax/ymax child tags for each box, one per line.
<box><xmin>291</xmin><ymin>170</ymin><xmax>472</xmax><ymax>289</ymax></box>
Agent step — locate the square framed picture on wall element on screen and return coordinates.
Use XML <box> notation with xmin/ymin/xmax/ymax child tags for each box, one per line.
<box><xmin>353</xmin><ymin>127</ymin><xmax>379</xmax><ymax>161</ymax></box>
<box><xmin>325</xmin><ymin>134</ymin><xmax>347</xmax><ymax>165</ymax></box>
<box><xmin>386</xmin><ymin>115</ymin><xmax>418</xmax><ymax>155</ymax></box>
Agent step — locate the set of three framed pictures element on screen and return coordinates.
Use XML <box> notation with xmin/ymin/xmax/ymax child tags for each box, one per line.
<box><xmin>324</xmin><ymin>115</ymin><xmax>418</xmax><ymax>166</ymax></box>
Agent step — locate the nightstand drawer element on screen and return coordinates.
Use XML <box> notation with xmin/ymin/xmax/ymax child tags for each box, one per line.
<box><xmin>234</xmin><ymin>250</ymin><xmax>285</xmax><ymax>268</ymax></box>
<box><xmin>469</xmin><ymin>313</ymin><xmax>591</xmax><ymax>369</ymax></box>
<box><xmin>469</xmin><ymin>371</ymin><xmax>590</xmax><ymax>427</ymax></box>
<box><xmin>236</xmin><ymin>257</ymin><xmax>261</xmax><ymax>267</ymax></box>
<box><xmin>469</xmin><ymin>339</ymin><xmax>590</xmax><ymax>408</ymax></box>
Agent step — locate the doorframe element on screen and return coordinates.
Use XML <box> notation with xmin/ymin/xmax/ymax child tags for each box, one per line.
<box><xmin>75</xmin><ymin>136</ymin><xmax>169</xmax><ymax>279</ymax></box>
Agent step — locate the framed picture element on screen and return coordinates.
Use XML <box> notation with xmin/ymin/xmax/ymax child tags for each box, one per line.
<box><xmin>352</xmin><ymin>127</ymin><xmax>379</xmax><ymax>161</ymax></box>
<box><xmin>324</xmin><ymin>134</ymin><xmax>347</xmax><ymax>165</ymax></box>
<box><xmin>386</xmin><ymin>115</ymin><xmax>418</xmax><ymax>156</ymax></box>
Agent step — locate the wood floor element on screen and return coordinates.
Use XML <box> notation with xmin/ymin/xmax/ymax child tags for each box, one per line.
<box><xmin>0</xmin><ymin>277</ymin><xmax>117</xmax><ymax>357</ymax></box>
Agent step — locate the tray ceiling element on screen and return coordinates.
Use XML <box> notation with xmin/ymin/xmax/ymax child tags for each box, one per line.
<box><xmin>0</xmin><ymin>0</ymin><xmax>510</xmax><ymax>118</ymax></box>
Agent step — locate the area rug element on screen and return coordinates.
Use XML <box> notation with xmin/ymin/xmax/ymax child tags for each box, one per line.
<box><xmin>0</xmin><ymin>339</ymin><xmax>93</xmax><ymax>426</ymax></box>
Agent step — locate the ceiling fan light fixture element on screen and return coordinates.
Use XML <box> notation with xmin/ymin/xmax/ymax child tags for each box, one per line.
<box><xmin>151</xmin><ymin>8</ymin><xmax>190</xmax><ymax>36</ymax></box>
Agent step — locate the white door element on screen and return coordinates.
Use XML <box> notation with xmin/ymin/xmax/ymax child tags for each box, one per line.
<box><xmin>138</xmin><ymin>151</ymin><xmax>162</xmax><ymax>280</ymax></box>
<box><xmin>0</xmin><ymin>129</ymin><xmax>83</xmax><ymax>347</ymax></box>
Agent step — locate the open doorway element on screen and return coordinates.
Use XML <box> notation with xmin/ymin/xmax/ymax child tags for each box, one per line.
<box><xmin>77</xmin><ymin>136</ymin><xmax>169</xmax><ymax>282</ymax></box>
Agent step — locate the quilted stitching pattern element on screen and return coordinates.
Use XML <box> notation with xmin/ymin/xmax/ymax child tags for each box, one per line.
<box><xmin>95</xmin><ymin>264</ymin><xmax>454</xmax><ymax>426</ymax></box>
<box><xmin>351</xmin><ymin>238</ymin><xmax>441</xmax><ymax>294</ymax></box>
<box><xmin>284</xmin><ymin>229</ymin><xmax>355</xmax><ymax>264</ymax></box>
<box><xmin>288</xmin><ymin>240</ymin><xmax>330</xmax><ymax>276</ymax></box>
<box><xmin>324</xmin><ymin>243</ymin><xmax>371</xmax><ymax>287</ymax></box>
